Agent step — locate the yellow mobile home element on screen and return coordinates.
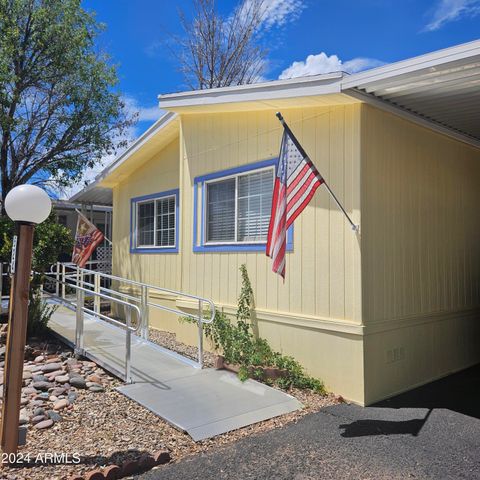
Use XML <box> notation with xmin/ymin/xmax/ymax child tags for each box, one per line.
<box><xmin>73</xmin><ymin>40</ymin><xmax>480</xmax><ymax>405</ymax></box>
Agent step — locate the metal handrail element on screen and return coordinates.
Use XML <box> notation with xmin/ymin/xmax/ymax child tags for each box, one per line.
<box><xmin>51</xmin><ymin>262</ymin><xmax>216</xmax><ymax>323</ymax></box>
<box><xmin>49</xmin><ymin>262</ymin><xmax>216</xmax><ymax>368</ymax></box>
<box><xmin>42</xmin><ymin>272</ymin><xmax>140</xmax><ymax>383</ymax></box>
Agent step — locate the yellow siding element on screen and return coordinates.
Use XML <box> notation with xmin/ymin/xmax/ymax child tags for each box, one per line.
<box><xmin>361</xmin><ymin>105</ymin><xmax>480</xmax><ymax>404</ymax></box>
<box><xmin>112</xmin><ymin>137</ymin><xmax>181</xmax><ymax>289</ymax></box>
<box><xmin>180</xmin><ymin>106</ymin><xmax>362</xmax><ymax>321</ymax></box>
<box><xmin>177</xmin><ymin>105</ymin><xmax>364</xmax><ymax>402</ymax></box>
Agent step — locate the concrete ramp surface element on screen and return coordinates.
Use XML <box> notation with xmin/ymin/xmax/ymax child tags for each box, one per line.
<box><xmin>49</xmin><ymin>306</ymin><xmax>302</xmax><ymax>441</ymax></box>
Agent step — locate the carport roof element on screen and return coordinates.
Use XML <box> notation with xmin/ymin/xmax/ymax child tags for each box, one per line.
<box><xmin>343</xmin><ymin>39</ymin><xmax>480</xmax><ymax>146</ymax></box>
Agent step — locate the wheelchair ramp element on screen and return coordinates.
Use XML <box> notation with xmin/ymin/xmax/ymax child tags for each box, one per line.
<box><xmin>49</xmin><ymin>307</ymin><xmax>302</xmax><ymax>441</ymax></box>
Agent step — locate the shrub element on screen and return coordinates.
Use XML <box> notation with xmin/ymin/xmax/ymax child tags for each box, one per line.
<box><xmin>27</xmin><ymin>289</ymin><xmax>57</xmax><ymax>337</ymax></box>
<box><xmin>184</xmin><ymin>264</ymin><xmax>325</xmax><ymax>394</ymax></box>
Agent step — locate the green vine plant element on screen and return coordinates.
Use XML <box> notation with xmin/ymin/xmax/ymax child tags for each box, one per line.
<box><xmin>182</xmin><ymin>264</ymin><xmax>325</xmax><ymax>394</ymax></box>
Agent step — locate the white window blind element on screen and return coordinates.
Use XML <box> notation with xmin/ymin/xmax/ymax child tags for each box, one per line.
<box><xmin>155</xmin><ymin>196</ymin><xmax>175</xmax><ymax>247</ymax></box>
<box><xmin>238</xmin><ymin>170</ymin><xmax>273</xmax><ymax>242</ymax></box>
<box><xmin>206</xmin><ymin>178</ymin><xmax>236</xmax><ymax>242</ymax></box>
<box><xmin>205</xmin><ymin>167</ymin><xmax>273</xmax><ymax>244</ymax></box>
<box><xmin>136</xmin><ymin>195</ymin><xmax>176</xmax><ymax>248</ymax></box>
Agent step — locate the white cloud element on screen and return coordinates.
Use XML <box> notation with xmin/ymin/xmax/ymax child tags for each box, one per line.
<box><xmin>238</xmin><ymin>0</ymin><xmax>305</xmax><ymax>30</ymax></box>
<box><xmin>123</xmin><ymin>96</ymin><xmax>164</xmax><ymax>122</ymax></box>
<box><xmin>425</xmin><ymin>0</ymin><xmax>480</xmax><ymax>31</ymax></box>
<box><xmin>279</xmin><ymin>52</ymin><xmax>384</xmax><ymax>79</ymax></box>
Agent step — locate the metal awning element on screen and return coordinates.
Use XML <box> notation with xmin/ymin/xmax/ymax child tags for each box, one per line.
<box><xmin>69</xmin><ymin>185</ymin><xmax>112</xmax><ymax>206</ymax></box>
<box><xmin>343</xmin><ymin>39</ymin><xmax>480</xmax><ymax>146</ymax></box>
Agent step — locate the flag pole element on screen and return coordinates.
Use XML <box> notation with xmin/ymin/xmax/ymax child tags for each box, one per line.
<box><xmin>275</xmin><ymin>112</ymin><xmax>359</xmax><ymax>232</ymax></box>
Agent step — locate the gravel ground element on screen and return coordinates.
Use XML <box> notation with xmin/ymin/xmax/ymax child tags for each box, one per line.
<box><xmin>0</xmin><ymin>331</ymin><xmax>337</xmax><ymax>480</ymax></box>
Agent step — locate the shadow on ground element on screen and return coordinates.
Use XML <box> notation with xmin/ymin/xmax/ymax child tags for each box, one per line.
<box><xmin>337</xmin><ymin>364</ymin><xmax>480</xmax><ymax>438</ymax></box>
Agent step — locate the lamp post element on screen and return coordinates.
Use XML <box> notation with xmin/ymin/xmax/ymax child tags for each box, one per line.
<box><xmin>1</xmin><ymin>185</ymin><xmax>51</xmax><ymax>455</ymax></box>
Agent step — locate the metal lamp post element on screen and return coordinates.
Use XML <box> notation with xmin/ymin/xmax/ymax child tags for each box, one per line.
<box><xmin>1</xmin><ymin>185</ymin><xmax>51</xmax><ymax>455</ymax></box>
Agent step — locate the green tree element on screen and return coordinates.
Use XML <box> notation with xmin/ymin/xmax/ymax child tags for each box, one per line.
<box><xmin>0</xmin><ymin>213</ymin><xmax>73</xmax><ymax>273</ymax></box>
<box><xmin>0</xmin><ymin>0</ymin><xmax>134</xmax><ymax>208</ymax></box>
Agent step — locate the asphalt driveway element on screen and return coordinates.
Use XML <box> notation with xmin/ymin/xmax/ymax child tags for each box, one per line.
<box><xmin>140</xmin><ymin>365</ymin><xmax>480</xmax><ymax>479</ymax></box>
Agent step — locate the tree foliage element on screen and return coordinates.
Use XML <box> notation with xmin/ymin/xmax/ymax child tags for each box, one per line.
<box><xmin>0</xmin><ymin>0</ymin><xmax>134</xmax><ymax>206</ymax></box>
<box><xmin>175</xmin><ymin>0</ymin><xmax>268</xmax><ymax>89</ymax></box>
<box><xmin>0</xmin><ymin>213</ymin><xmax>73</xmax><ymax>273</ymax></box>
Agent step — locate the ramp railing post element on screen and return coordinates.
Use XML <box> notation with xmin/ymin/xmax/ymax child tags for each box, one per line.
<box><xmin>75</xmin><ymin>270</ymin><xmax>85</xmax><ymax>355</ymax></box>
<box><xmin>55</xmin><ymin>262</ymin><xmax>60</xmax><ymax>297</ymax></box>
<box><xmin>61</xmin><ymin>263</ymin><xmax>66</xmax><ymax>299</ymax></box>
<box><xmin>125</xmin><ymin>308</ymin><xmax>132</xmax><ymax>383</ymax></box>
<box><xmin>0</xmin><ymin>262</ymin><xmax>3</xmax><ymax>301</ymax></box>
<box><xmin>197</xmin><ymin>300</ymin><xmax>203</xmax><ymax>368</ymax></box>
<box><xmin>94</xmin><ymin>273</ymin><xmax>100</xmax><ymax>315</ymax></box>
<box><xmin>140</xmin><ymin>285</ymin><xmax>149</xmax><ymax>340</ymax></box>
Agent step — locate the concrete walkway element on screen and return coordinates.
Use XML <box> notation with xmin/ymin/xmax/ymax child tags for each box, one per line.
<box><xmin>48</xmin><ymin>305</ymin><xmax>302</xmax><ymax>441</ymax></box>
<box><xmin>140</xmin><ymin>365</ymin><xmax>480</xmax><ymax>479</ymax></box>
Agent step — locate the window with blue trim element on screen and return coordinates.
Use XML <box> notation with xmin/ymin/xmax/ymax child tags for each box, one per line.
<box><xmin>193</xmin><ymin>159</ymin><xmax>294</xmax><ymax>252</ymax></box>
<box><xmin>131</xmin><ymin>189</ymin><xmax>179</xmax><ymax>253</ymax></box>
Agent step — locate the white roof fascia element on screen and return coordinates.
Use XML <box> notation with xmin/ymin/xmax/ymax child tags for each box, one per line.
<box><xmin>158</xmin><ymin>73</ymin><xmax>344</xmax><ymax>108</ymax></box>
<box><xmin>342</xmin><ymin>39</ymin><xmax>480</xmax><ymax>90</ymax></box>
<box><xmin>93</xmin><ymin>111</ymin><xmax>177</xmax><ymax>185</ymax></box>
<box><xmin>68</xmin><ymin>111</ymin><xmax>178</xmax><ymax>203</ymax></box>
<box><xmin>345</xmin><ymin>88</ymin><xmax>480</xmax><ymax>150</ymax></box>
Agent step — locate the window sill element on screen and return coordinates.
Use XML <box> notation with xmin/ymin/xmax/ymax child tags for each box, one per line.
<box><xmin>130</xmin><ymin>246</ymin><xmax>179</xmax><ymax>254</ymax></box>
<box><xmin>193</xmin><ymin>243</ymin><xmax>293</xmax><ymax>253</ymax></box>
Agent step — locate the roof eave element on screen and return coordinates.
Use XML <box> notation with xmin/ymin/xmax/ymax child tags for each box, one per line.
<box><xmin>159</xmin><ymin>72</ymin><xmax>345</xmax><ymax>109</ymax></box>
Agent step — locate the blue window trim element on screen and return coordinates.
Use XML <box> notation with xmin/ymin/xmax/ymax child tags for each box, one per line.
<box><xmin>193</xmin><ymin>159</ymin><xmax>294</xmax><ymax>253</ymax></box>
<box><xmin>130</xmin><ymin>188</ymin><xmax>179</xmax><ymax>254</ymax></box>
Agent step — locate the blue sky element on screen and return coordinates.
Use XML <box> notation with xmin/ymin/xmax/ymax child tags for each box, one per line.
<box><xmin>63</xmin><ymin>0</ymin><xmax>478</xmax><ymax>197</ymax></box>
<box><xmin>82</xmin><ymin>0</ymin><xmax>480</xmax><ymax>134</ymax></box>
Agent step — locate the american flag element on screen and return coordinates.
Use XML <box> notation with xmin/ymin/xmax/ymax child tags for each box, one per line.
<box><xmin>266</xmin><ymin>123</ymin><xmax>324</xmax><ymax>278</ymax></box>
<box><xmin>72</xmin><ymin>213</ymin><xmax>104</xmax><ymax>268</ymax></box>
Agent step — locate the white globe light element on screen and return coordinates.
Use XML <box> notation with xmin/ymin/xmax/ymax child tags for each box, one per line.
<box><xmin>5</xmin><ymin>185</ymin><xmax>52</xmax><ymax>224</ymax></box>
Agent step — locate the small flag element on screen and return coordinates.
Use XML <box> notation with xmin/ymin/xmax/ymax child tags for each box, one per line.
<box><xmin>266</xmin><ymin>123</ymin><xmax>324</xmax><ymax>278</ymax></box>
<box><xmin>72</xmin><ymin>213</ymin><xmax>104</xmax><ymax>268</ymax></box>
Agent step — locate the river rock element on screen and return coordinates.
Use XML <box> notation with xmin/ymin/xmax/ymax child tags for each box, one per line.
<box><xmin>32</xmin><ymin>374</ymin><xmax>48</xmax><ymax>382</ymax></box>
<box><xmin>53</xmin><ymin>399</ymin><xmax>69</xmax><ymax>410</ymax></box>
<box><xmin>34</xmin><ymin>355</ymin><xmax>45</xmax><ymax>363</ymax></box>
<box><xmin>88</xmin><ymin>385</ymin><xmax>104</xmax><ymax>393</ymax></box>
<box><xmin>69</xmin><ymin>376</ymin><xmax>86</xmax><ymax>389</ymax></box>
<box><xmin>46</xmin><ymin>410</ymin><xmax>62</xmax><ymax>422</ymax></box>
<box><xmin>55</xmin><ymin>375</ymin><xmax>69</xmax><ymax>384</ymax></box>
<box><xmin>33</xmin><ymin>407</ymin><xmax>45</xmax><ymax>416</ymax></box>
<box><xmin>34</xmin><ymin>419</ymin><xmax>53</xmax><ymax>430</ymax></box>
<box><xmin>32</xmin><ymin>381</ymin><xmax>53</xmax><ymax>391</ymax></box>
<box><xmin>31</xmin><ymin>415</ymin><xmax>47</xmax><ymax>425</ymax></box>
<box><xmin>42</xmin><ymin>362</ymin><xmax>62</xmax><ymax>373</ymax></box>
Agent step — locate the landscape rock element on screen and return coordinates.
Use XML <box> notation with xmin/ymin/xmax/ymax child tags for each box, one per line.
<box><xmin>32</xmin><ymin>374</ymin><xmax>48</xmax><ymax>382</ymax></box>
<box><xmin>67</xmin><ymin>392</ymin><xmax>77</xmax><ymax>403</ymax></box>
<box><xmin>84</xmin><ymin>470</ymin><xmax>104</xmax><ymax>480</ymax></box>
<box><xmin>34</xmin><ymin>419</ymin><xmax>53</xmax><ymax>429</ymax></box>
<box><xmin>33</xmin><ymin>407</ymin><xmax>46</xmax><ymax>416</ymax></box>
<box><xmin>42</xmin><ymin>362</ymin><xmax>62</xmax><ymax>373</ymax></box>
<box><xmin>53</xmin><ymin>399</ymin><xmax>69</xmax><ymax>410</ymax></box>
<box><xmin>88</xmin><ymin>385</ymin><xmax>104</xmax><ymax>393</ymax></box>
<box><xmin>22</xmin><ymin>370</ymin><xmax>32</xmax><ymax>380</ymax></box>
<box><xmin>34</xmin><ymin>355</ymin><xmax>45</xmax><ymax>363</ymax></box>
<box><xmin>55</xmin><ymin>375</ymin><xmax>70</xmax><ymax>384</ymax></box>
<box><xmin>31</xmin><ymin>415</ymin><xmax>47</xmax><ymax>425</ymax></box>
<box><xmin>86</xmin><ymin>374</ymin><xmax>102</xmax><ymax>383</ymax></box>
<box><xmin>23</xmin><ymin>386</ymin><xmax>38</xmax><ymax>395</ymax></box>
<box><xmin>47</xmin><ymin>410</ymin><xmax>63</xmax><ymax>422</ymax></box>
<box><xmin>69</xmin><ymin>376</ymin><xmax>87</xmax><ymax>389</ymax></box>
<box><xmin>32</xmin><ymin>381</ymin><xmax>54</xmax><ymax>391</ymax></box>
